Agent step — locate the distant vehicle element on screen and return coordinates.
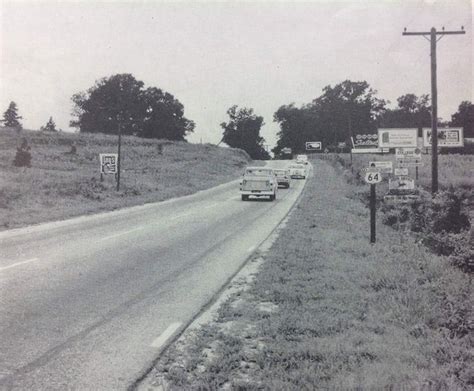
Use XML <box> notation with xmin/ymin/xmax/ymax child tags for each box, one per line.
<box><xmin>296</xmin><ymin>154</ymin><xmax>309</xmax><ymax>165</ymax></box>
<box><xmin>288</xmin><ymin>163</ymin><xmax>306</xmax><ymax>179</ymax></box>
<box><xmin>240</xmin><ymin>167</ymin><xmax>278</xmax><ymax>201</ymax></box>
<box><xmin>273</xmin><ymin>169</ymin><xmax>290</xmax><ymax>189</ymax></box>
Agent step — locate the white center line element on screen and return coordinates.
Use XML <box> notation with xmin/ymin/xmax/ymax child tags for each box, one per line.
<box><xmin>0</xmin><ymin>258</ymin><xmax>39</xmax><ymax>272</ymax></box>
<box><xmin>99</xmin><ymin>227</ymin><xmax>142</xmax><ymax>241</ymax></box>
<box><xmin>150</xmin><ymin>322</ymin><xmax>182</xmax><ymax>349</ymax></box>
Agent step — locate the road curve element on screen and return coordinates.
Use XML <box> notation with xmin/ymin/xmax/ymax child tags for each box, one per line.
<box><xmin>0</xmin><ymin>160</ymin><xmax>308</xmax><ymax>390</ymax></box>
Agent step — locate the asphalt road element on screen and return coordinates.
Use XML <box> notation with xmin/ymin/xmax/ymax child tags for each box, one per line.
<box><xmin>0</xmin><ymin>160</ymin><xmax>308</xmax><ymax>390</ymax></box>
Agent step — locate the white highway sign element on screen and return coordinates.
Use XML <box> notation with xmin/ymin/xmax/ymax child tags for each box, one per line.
<box><xmin>369</xmin><ymin>161</ymin><xmax>393</xmax><ymax>173</ymax></box>
<box><xmin>378</xmin><ymin>128</ymin><xmax>418</xmax><ymax>148</ymax></box>
<box><xmin>394</xmin><ymin>168</ymin><xmax>409</xmax><ymax>176</ymax></box>
<box><xmin>389</xmin><ymin>177</ymin><xmax>415</xmax><ymax>191</ymax></box>
<box><xmin>395</xmin><ymin>147</ymin><xmax>422</xmax><ymax>160</ymax></box>
<box><xmin>364</xmin><ymin>171</ymin><xmax>382</xmax><ymax>184</ymax></box>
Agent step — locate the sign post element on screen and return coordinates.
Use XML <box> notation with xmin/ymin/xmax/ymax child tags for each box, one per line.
<box><xmin>363</xmin><ymin>168</ymin><xmax>382</xmax><ymax>244</ymax></box>
<box><xmin>370</xmin><ymin>184</ymin><xmax>376</xmax><ymax>244</ymax></box>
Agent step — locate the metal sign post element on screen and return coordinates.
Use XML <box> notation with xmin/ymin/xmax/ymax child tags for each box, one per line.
<box><xmin>363</xmin><ymin>168</ymin><xmax>382</xmax><ymax>244</ymax></box>
<box><xmin>370</xmin><ymin>184</ymin><xmax>376</xmax><ymax>244</ymax></box>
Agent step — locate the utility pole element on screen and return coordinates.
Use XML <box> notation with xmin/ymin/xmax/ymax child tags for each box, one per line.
<box><xmin>402</xmin><ymin>26</ymin><xmax>465</xmax><ymax>194</ymax></box>
<box><xmin>116</xmin><ymin>121</ymin><xmax>122</xmax><ymax>191</ymax></box>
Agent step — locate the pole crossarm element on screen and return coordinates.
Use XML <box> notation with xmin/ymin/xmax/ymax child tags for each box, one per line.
<box><xmin>403</xmin><ymin>31</ymin><xmax>465</xmax><ymax>36</ymax></box>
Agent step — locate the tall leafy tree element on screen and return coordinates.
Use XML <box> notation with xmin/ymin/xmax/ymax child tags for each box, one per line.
<box><xmin>141</xmin><ymin>87</ymin><xmax>194</xmax><ymax>140</ymax></box>
<box><xmin>70</xmin><ymin>74</ymin><xmax>194</xmax><ymax>140</ymax></box>
<box><xmin>451</xmin><ymin>101</ymin><xmax>473</xmax><ymax>138</ymax></box>
<box><xmin>273</xmin><ymin>80</ymin><xmax>385</xmax><ymax>154</ymax></box>
<box><xmin>379</xmin><ymin>93</ymin><xmax>431</xmax><ymax>133</ymax></box>
<box><xmin>221</xmin><ymin>105</ymin><xmax>269</xmax><ymax>160</ymax></box>
<box><xmin>40</xmin><ymin>117</ymin><xmax>58</xmax><ymax>132</ymax></box>
<box><xmin>2</xmin><ymin>101</ymin><xmax>23</xmax><ymax>129</ymax></box>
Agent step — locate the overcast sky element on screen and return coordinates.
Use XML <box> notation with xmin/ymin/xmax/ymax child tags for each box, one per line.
<box><xmin>1</xmin><ymin>0</ymin><xmax>472</xmax><ymax>146</ymax></box>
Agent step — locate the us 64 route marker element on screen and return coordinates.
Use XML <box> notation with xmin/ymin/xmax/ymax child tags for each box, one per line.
<box><xmin>362</xmin><ymin>168</ymin><xmax>382</xmax><ymax>243</ymax></box>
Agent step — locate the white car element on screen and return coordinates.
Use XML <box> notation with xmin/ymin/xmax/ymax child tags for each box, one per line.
<box><xmin>296</xmin><ymin>154</ymin><xmax>309</xmax><ymax>165</ymax></box>
<box><xmin>240</xmin><ymin>167</ymin><xmax>278</xmax><ymax>201</ymax></box>
<box><xmin>288</xmin><ymin>163</ymin><xmax>306</xmax><ymax>179</ymax></box>
<box><xmin>273</xmin><ymin>169</ymin><xmax>290</xmax><ymax>189</ymax></box>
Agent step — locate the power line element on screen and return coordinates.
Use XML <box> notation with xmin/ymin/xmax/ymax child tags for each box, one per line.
<box><xmin>402</xmin><ymin>26</ymin><xmax>465</xmax><ymax>194</ymax></box>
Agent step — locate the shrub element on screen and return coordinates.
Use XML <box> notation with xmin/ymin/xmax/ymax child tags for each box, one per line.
<box><xmin>13</xmin><ymin>138</ymin><xmax>32</xmax><ymax>167</ymax></box>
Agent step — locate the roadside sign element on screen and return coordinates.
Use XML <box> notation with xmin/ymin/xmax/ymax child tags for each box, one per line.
<box><xmin>423</xmin><ymin>127</ymin><xmax>464</xmax><ymax>148</ymax></box>
<box><xmin>306</xmin><ymin>141</ymin><xmax>322</xmax><ymax>151</ymax></box>
<box><xmin>369</xmin><ymin>161</ymin><xmax>393</xmax><ymax>174</ymax></box>
<box><xmin>384</xmin><ymin>194</ymin><xmax>419</xmax><ymax>204</ymax></box>
<box><xmin>352</xmin><ymin>134</ymin><xmax>379</xmax><ymax>148</ymax></box>
<box><xmin>281</xmin><ymin>147</ymin><xmax>292</xmax><ymax>154</ymax></box>
<box><xmin>364</xmin><ymin>171</ymin><xmax>382</xmax><ymax>184</ymax></box>
<box><xmin>100</xmin><ymin>153</ymin><xmax>118</xmax><ymax>174</ymax></box>
<box><xmin>378</xmin><ymin>128</ymin><xmax>418</xmax><ymax>148</ymax></box>
<box><xmin>352</xmin><ymin>148</ymin><xmax>389</xmax><ymax>154</ymax></box>
<box><xmin>338</xmin><ymin>142</ymin><xmax>346</xmax><ymax>149</ymax></box>
<box><xmin>394</xmin><ymin>168</ymin><xmax>409</xmax><ymax>176</ymax></box>
<box><xmin>389</xmin><ymin>177</ymin><xmax>415</xmax><ymax>191</ymax></box>
<box><xmin>395</xmin><ymin>147</ymin><xmax>422</xmax><ymax>160</ymax></box>
<box><xmin>398</xmin><ymin>161</ymin><xmax>422</xmax><ymax>167</ymax></box>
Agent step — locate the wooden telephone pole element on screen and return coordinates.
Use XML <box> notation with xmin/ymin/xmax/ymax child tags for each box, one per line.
<box><xmin>402</xmin><ymin>26</ymin><xmax>465</xmax><ymax>194</ymax></box>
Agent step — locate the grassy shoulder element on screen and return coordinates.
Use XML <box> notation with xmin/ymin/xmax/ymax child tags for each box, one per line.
<box><xmin>0</xmin><ymin>128</ymin><xmax>251</xmax><ymax>230</ymax></box>
<box><xmin>149</xmin><ymin>157</ymin><xmax>473</xmax><ymax>390</ymax></box>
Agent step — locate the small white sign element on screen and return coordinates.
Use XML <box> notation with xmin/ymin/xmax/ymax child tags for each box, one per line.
<box><xmin>281</xmin><ymin>147</ymin><xmax>292</xmax><ymax>154</ymax></box>
<box><xmin>352</xmin><ymin>148</ymin><xmax>389</xmax><ymax>154</ymax></box>
<box><xmin>364</xmin><ymin>171</ymin><xmax>382</xmax><ymax>184</ymax></box>
<box><xmin>384</xmin><ymin>194</ymin><xmax>419</xmax><ymax>203</ymax></box>
<box><xmin>395</xmin><ymin>147</ymin><xmax>422</xmax><ymax>160</ymax></box>
<box><xmin>306</xmin><ymin>141</ymin><xmax>322</xmax><ymax>151</ymax></box>
<box><xmin>394</xmin><ymin>168</ymin><xmax>409</xmax><ymax>176</ymax></box>
<box><xmin>100</xmin><ymin>153</ymin><xmax>118</xmax><ymax>174</ymax></box>
<box><xmin>369</xmin><ymin>161</ymin><xmax>393</xmax><ymax>174</ymax></box>
<box><xmin>398</xmin><ymin>161</ymin><xmax>422</xmax><ymax>167</ymax></box>
<box><xmin>389</xmin><ymin>177</ymin><xmax>415</xmax><ymax>191</ymax></box>
<box><xmin>422</xmin><ymin>127</ymin><xmax>464</xmax><ymax>148</ymax></box>
<box><xmin>378</xmin><ymin>128</ymin><xmax>418</xmax><ymax>148</ymax></box>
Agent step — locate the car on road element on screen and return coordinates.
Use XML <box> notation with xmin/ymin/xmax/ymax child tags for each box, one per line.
<box><xmin>296</xmin><ymin>154</ymin><xmax>309</xmax><ymax>165</ymax></box>
<box><xmin>288</xmin><ymin>163</ymin><xmax>306</xmax><ymax>179</ymax></box>
<box><xmin>273</xmin><ymin>169</ymin><xmax>290</xmax><ymax>188</ymax></box>
<box><xmin>240</xmin><ymin>167</ymin><xmax>278</xmax><ymax>201</ymax></box>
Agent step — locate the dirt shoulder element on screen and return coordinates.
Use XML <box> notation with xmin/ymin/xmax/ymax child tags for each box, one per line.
<box><xmin>139</xmin><ymin>158</ymin><xmax>473</xmax><ymax>390</ymax></box>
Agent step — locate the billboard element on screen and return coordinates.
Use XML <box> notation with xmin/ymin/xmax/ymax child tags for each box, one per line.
<box><xmin>352</xmin><ymin>134</ymin><xmax>379</xmax><ymax>148</ymax></box>
<box><xmin>306</xmin><ymin>141</ymin><xmax>322</xmax><ymax>151</ymax></box>
<box><xmin>378</xmin><ymin>128</ymin><xmax>418</xmax><ymax>148</ymax></box>
<box><xmin>422</xmin><ymin>127</ymin><xmax>464</xmax><ymax>148</ymax></box>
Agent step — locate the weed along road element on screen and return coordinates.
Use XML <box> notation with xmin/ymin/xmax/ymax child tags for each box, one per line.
<box><xmin>0</xmin><ymin>160</ymin><xmax>308</xmax><ymax>390</ymax></box>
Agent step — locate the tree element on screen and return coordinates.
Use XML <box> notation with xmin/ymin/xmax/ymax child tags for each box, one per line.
<box><xmin>2</xmin><ymin>101</ymin><xmax>23</xmax><ymax>129</ymax></box>
<box><xmin>273</xmin><ymin>80</ymin><xmax>385</xmax><ymax>154</ymax></box>
<box><xmin>141</xmin><ymin>87</ymin><xmax>194</xmax><ymax>140</ymax></box>
<box><xmin>70</xmin><ymin>73</ymin><xmax>194</xmax><ymax>140</ymax></box>
<box><xmin>221</xmin><ymin>105</ymin><xmax>269</xmax><ymax>160</ymax></box>
<box><xmin>40</xmin><ymin>117</ymin><xmax>58</xmax><ymax>132</ymax></box>
<box><xmin>451</xmin><ymin>101</ymin><xmax>473</xmax><ymax>138</ymax></box>
<box><xmin>379</xmin><ymin>93</ymin><xmax>431</xmax><ymax>134</ymax></box>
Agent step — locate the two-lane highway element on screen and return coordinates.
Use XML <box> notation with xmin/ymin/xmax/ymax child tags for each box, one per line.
<box><xmin>0</xmin><ymin>160</ymin><xmax>308</xmax><ymax>390</ymax></box>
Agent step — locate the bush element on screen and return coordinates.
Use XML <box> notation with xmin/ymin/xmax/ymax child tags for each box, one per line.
<box><xmin>13</xmin><ymin>138</ymin><xmax>32</xmax><ymax>167</ymax></box>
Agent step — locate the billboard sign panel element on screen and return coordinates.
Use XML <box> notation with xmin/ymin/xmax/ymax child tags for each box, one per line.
<box><xmin>352</xmin><ymin>148</ymin><xmax>389</xmax><ymax>154</ymax></box>
<box><xmin>378</xmin><ymin>128</ymin><xmax>418</xmax><ymax>148</ymax></box>
<box><xmin>422</xmin><ymin>127</ymin><xmax>464</xmax><ymax>148</ymax></box>
<box><xmin>100</xmin><ymin>153</ymin><xmax>118</xmax><ymax>174</ymax></box>
<box><xmin>352</xmin><ymin>134</ymin><xmax>379</xmax><ymax>148</ymax></box>
<box><xmin>306</xmin><ymin>142</ymin><xmax>322</xmax><ymax>151</ymax></box>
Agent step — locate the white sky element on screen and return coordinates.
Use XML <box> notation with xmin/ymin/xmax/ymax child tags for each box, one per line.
<box><xmin>0</xmin><ymin>0</ymin><xmax>472</xmax><ymax>147</ymax></box>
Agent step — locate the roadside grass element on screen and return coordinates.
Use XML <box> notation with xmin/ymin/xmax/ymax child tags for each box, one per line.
<box><xmin>150</xmin><ymin>159</ymin><xmax>473</xmax><ymax>390</ymax></box>
<box><xmin>0</xmin><ymin>127</ymin><xmax>250</xmax><ymax>230</ymax></box>
<box><xmin>333</xmin><ymin>152</ymin><xmax>474</xmax><ymax>190</ymax></box>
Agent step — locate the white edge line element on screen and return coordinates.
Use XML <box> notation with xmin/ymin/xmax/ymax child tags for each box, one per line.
<box><xmin>0</xmin><ymin>258</ymin><xmax>39</xmax><ymax>272</ymax></box>
<box><xmin>99</xmin><ymin>227</ymin><xmax>142</xmax><ymax>241</ymax></box>
<box><xmin>150</xmin><ymin>322</ymin><xmax>182</xmax><ymax>348</ymax></box>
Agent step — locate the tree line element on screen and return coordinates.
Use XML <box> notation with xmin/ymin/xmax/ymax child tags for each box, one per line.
<box><xmin>2</xmin><ymin>75</ymin><xmax>473</xmax><ymax>159</ymax></box>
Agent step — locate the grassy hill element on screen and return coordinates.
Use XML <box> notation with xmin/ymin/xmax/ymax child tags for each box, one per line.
<box><xmin>0</xmin><ymin>127</ymin><xmax>251</xmax><ymax>230</ymax></box>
